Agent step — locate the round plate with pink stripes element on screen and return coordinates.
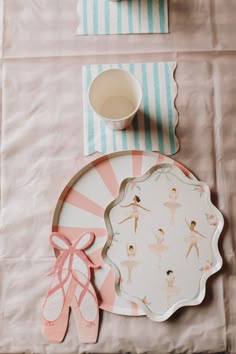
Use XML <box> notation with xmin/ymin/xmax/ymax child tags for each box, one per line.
<box><xmin>52</xmin><ymin>150</ymin><xmax>196</xmax><ymax>316</ymax></box>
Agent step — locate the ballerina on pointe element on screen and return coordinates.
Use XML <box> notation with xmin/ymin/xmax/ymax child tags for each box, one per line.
<box><xmin>185</xmin><ymin>219</ymin><xmax>207</xmax><ymax>259</ymax></box>
<box><xmin>119</xmin><ymin>195</ymin><xmax>150</xmax><ymax>233</ymax></box>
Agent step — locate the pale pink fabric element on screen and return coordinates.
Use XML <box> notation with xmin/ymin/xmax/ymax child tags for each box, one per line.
<box><xmin>0</xmin><ymin>1</ymin><xmax>236</xmax><ymax>353</ymax></box>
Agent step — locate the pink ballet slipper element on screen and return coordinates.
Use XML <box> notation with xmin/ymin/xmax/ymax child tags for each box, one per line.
<box><xmin>42</xmin><ymin>273</ymin><xmax>77</xmax><ymax>342</ymax></box>
<box><xmin>42</xmin><ymin>232</ymin><xmax>100</xmax><ymax>343</ymax></box>
<box><xmin>71</xmin><ymin>275</ymin><xmax>99</xmax><ymax>343</ymax></box>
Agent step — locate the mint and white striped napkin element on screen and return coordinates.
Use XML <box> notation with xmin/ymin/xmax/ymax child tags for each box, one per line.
<box><xmin>82</xmin><ymin>62</ymin><xmax>179</xmax><ymax>156</ymax></box>
<box><xmin>77</xmin><ymin>0</ymin><xmax>168</xmax><ymax>35</ymax></box>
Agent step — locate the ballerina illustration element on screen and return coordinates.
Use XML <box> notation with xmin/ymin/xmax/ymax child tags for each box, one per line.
<box><xmin>166</xmin><ymin>270</ymin><xmax>181</xmax><ymax>308</ymax></box>
<box><xmin>119</xmin><ymin>195</ymin><xmax>150</xmax><ymax>233</ymax></box>
<box><xmin>163</xmin><ymin>187</ymin><xmax>182</xmax><ymax>225</ymax></box>
<box><xmin>148</xmin><ymin>229</ymin><xmax>168</xmax><ymax>268</ymax></box>
<box><xmin>121</xmin><ymin>243</ymin><xmax>139</xmax><ymax>284</ymax></box>
<box><xmin>185</xmin><ymin>219</ymin><xmax>207</xmax><ymax>259</ymax></box>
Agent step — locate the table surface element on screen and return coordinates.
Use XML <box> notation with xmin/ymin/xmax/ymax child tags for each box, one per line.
<box><xmin>0</xmin><ymin>1</ymin><xmax>236</xmax><ymax>353</ymax></box>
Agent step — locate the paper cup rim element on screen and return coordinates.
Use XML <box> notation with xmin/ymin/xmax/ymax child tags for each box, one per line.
<box><xmin>88</xmin><ymin>68</ymin><xmax>143</xmax><ymax>122</ymax></box>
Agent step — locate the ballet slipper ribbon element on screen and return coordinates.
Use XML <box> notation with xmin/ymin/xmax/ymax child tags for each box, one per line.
<box><xmin>47</xmin><ymin>232</ymin><xmax>100</xmax><ymax>319</ymax></box>
<box><xmin>155</xmin><ymin>166</ymin><xmax>173</xmax><ymax>181</ymax></box>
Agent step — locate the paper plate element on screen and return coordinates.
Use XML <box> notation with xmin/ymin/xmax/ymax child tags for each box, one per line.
<box><xmin>52</xmin><ymin>151</ymin><xmax>196</xmax><ymax>316</ymax></box>
<box><xmin>103</xmin><ymin>164</ymin><xmax>223</xmax><ymax>321</ymax></box>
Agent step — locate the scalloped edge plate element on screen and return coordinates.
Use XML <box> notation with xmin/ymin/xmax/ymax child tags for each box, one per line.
<box><xmin>103</xmin><ymin>163</ymin><xmax>224</xmax><ymax>321</ymax></box>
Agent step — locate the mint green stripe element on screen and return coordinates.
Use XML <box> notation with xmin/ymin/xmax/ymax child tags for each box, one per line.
<box><xmin>121</xmin><ymin>128</ymin><xmax>128</xmax><ymax>150</ymax></box>
<box><xmin>138</xmin><ymin>0</ymin><xmax>142</xmax><ymax>32</ymax></box>
<box><xmin>83</xmin><ymin>0</ymin><xmax>88</xmax><ymax>34</ymax></box>
<box><xmin>93</xmin><ymin>0</ymin><xmax>98</xmax><ymax>34</ymax></box>
<box><xmin>112</xmin><ymin>130</ymin><xmax>117</xmax><ymax>151</ymax></box>
<box><xmin>153</xmin><ymin>63</ymin><xmax>164</xmax><ymax>152</ymax></box>
<box><xmin>159</xmin><ymin>0</ymin><xmax>166</xmax><ymax>33</ymax></box>
<box><xmin>128</xmin><ymin>1</ymin><xmax>133</xmax><ymax>33</ymax></box>
<box><xmin>147</xmin><ymin>0</ymin><xmax>154</xmax><ymax>32</ymax></box>
<box><xmin>98</xmin><ymin>64</ymin><xmax>107</xmax><ymax>153</ymax></box>
<box><xmin>117</xmin><ymin>2</ymin><xmax>122</xmax><ymax>33</ymax></box>
<box><xmin>87</xmin><ymin>67</ymin><xmax>95</xmax><ymax>154</ymax></box>
<box><xmin>129</xmin><ymin>63</ymin><xmax>140</xmax><ymax>150</ymax></box>
<box><xmin>105</xmin><ymin>2</ymin><xmax>110</xmax><ymax>34</ymax></box>
<box><xmin>164</xmin><ymin>63</ymin><xmax>175</xmax><ymax>154</ymax></box>
<box><xmin>142</xmin><ymin>63</ymin><xmax>152</xmax><ymax>150</ymax></box>
<box><xmin>118</xmin><ymin>63</ymin><xmax>128</xmax><ymax>150</ymax></box>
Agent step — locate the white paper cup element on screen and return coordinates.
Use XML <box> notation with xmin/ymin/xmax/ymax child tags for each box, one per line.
<box><xmin>88</xmin><ymin>68</ymin><xmax>142</xmax><ymax>130</ymax></box>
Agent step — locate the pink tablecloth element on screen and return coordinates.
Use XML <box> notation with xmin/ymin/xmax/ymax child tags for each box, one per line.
<box><xmin>0</xmin><ymin>1</ymin><xmax>236</xmax><ymax>353</ymax></box>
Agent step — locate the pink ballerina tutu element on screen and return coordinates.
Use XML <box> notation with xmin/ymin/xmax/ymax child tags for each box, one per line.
<box><xmin>164</xmin><ymin>201</ymin><xmax>182</xmax><ymax>209</ymax></box>
<box><xmin>128</xmin><ymin>211</ymin><xmax>139</xmax><ymax>218</ymax></box>
<box><xmin>166</xmin><ymin>286</ymin><xmax>181</xmax><ymax>297</ymax></box>
<box><xmin>184</xmin><ymin>236</ymin><xmax>202</xmax><ymax>244</ymax></box>
<box><xmin>121</xmin><ymin>260</ymin><xmax>139</xmax><ymax>268</ymax></box>
<box><xmin>122</xmin><ymin>209</ymin><xmax>146</xmax><ymax>219</ymax></box>
<box><xmin>148</xmin><ymin>243</ymin><xmax>168</xmax><ymax>252</ymax></box>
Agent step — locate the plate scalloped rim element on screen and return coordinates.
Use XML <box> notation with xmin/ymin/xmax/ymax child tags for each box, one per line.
<box><xmin>102</xmin><ymin>163</ymin><xmax>224</xmax><ymax>321</ymax></box>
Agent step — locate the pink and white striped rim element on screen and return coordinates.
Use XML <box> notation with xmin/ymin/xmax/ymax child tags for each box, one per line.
<box><xmin>52</xmin><ymin>150</ymin><xmax>196</xmax><ymax>316</ymax></box>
